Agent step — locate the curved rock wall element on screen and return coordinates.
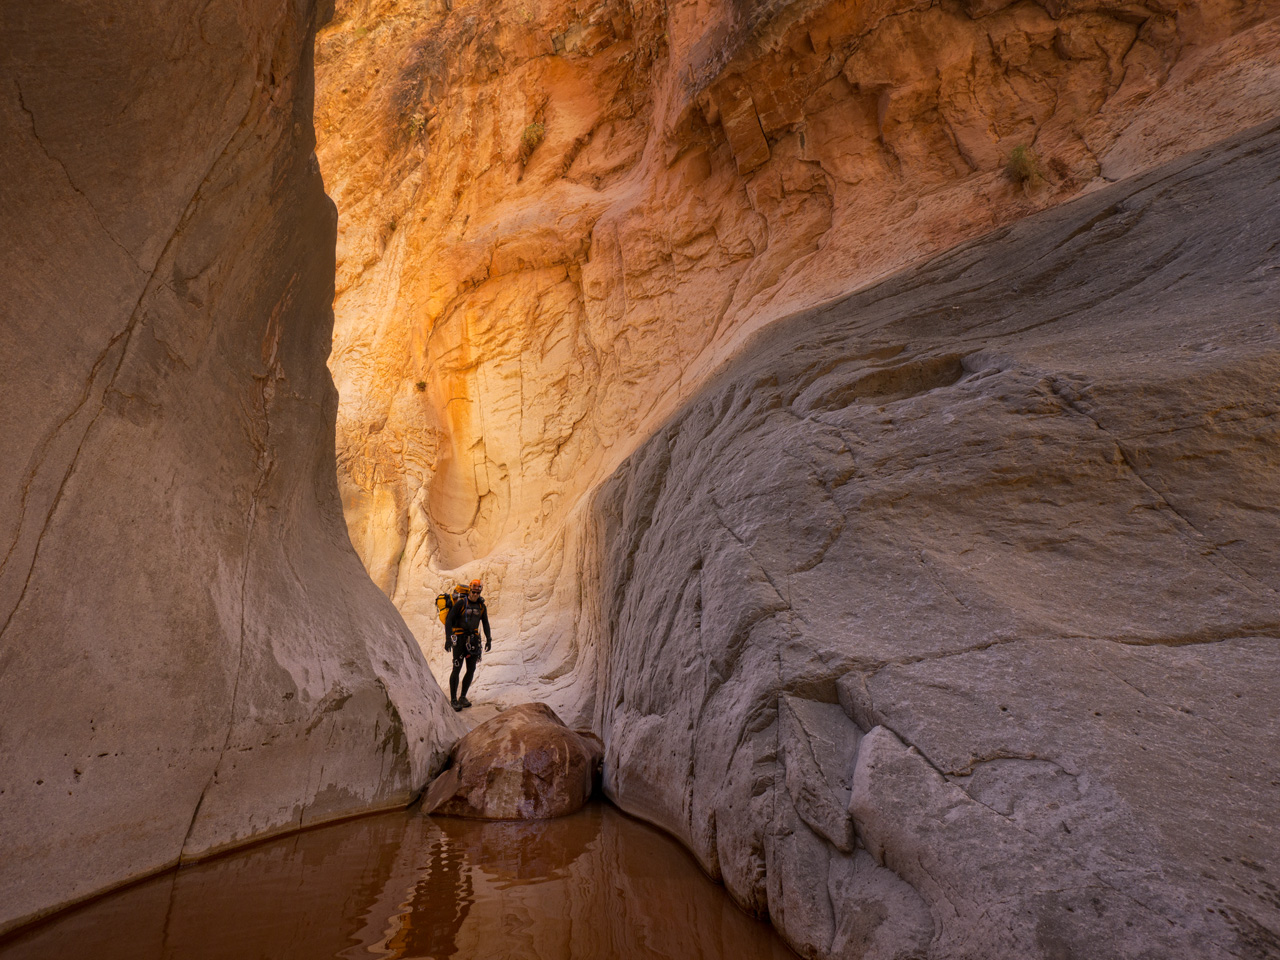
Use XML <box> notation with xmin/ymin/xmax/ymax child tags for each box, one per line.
<box><xmin>0</xmin><ymin>0</ymin><xmax>461</xmax><ymax>934</ymax></box>
<box><xmin>315</xmin><ymin>0</ymin><xmax>1280</xmax><ymax>717</ymax></box>
<box><xmin>585</xmin><ymin>123</ymin><xmax>1280</xmax><ymax>959</ymax></box>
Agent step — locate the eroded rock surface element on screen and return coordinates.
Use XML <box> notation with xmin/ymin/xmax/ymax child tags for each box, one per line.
<box><xmin>423</xmin><ymin>702</ymin><xmax>604</xmax><ymax>819</ymax></box>
<box><xmin>584</xmin><ymin>124</ymin><xmax>1280</xmax><ymax>959</ymax></box>
<box><xmin>313</xmin><ymin>0</ymin><xmax>1280</xmax><ymax>718</ymax></box>
<box><xmin>0</xmin><ymin>0</ymin><xmax>461</xmax><ymax>935</ymax></box>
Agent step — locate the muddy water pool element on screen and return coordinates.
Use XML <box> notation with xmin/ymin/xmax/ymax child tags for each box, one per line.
<box><xmin>0</xmin><ymin>802</ymin><xmax>796</xmax><ymax>959</ymax></box>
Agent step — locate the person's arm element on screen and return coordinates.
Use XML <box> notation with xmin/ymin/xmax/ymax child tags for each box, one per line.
<box><xmin>444</xmin><ymin>600</ymin><xmax>460</xmax><ymax>648</ymax></box>
<box><xmin>481</xmin><ymin>603</ymin><xmax>492</xmax><ymax>649</ymax></box>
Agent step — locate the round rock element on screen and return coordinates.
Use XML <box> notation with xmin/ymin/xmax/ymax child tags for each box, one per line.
<box><xmin>422</xmin><ymin>703</ymin><xmax>604</xmax><ymax>820</ymax></box>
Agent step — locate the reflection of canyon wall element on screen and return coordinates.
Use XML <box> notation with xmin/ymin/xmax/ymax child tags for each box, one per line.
<box><xmin>585</xmin><ymin>125</ymin><xmax>1280</xmax><ymax>959</ymax></box>
<box><xmin>2</xmin><ymin>805</ymin><xmax>793</xmax><ymax>959</ymax></box>
<box><xmin>316</xmin><ymin>0</ymin><xmax>1280</xmax><ymax>712</ymax></box>
<box><xmin>0</xmin><ymin>0</ymin><xmax>460</xmax><ymax>935</ymax></box>
<box><xmin>0</xmin><ymin>813</ymin><xmax>414</xmax><ymax>960</ymax></box>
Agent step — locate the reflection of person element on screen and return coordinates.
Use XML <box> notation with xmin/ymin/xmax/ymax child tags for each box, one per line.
<box><xmin>383</xmin><ymin>812</ymin><xmax>601</xmax><ymax>960</ymax></box>
<box><xmin>385</xmin><ymin>829</ymin><xmax>473</xmax><ymax>960</ymax></box>
<box><xmin>444</xmin><ymin>579</ymin><xmax>491</xmax><ymax>711</ymax></box>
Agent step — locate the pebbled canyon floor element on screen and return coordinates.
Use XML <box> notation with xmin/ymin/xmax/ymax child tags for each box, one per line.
<box><xmin>579</xmin><ymin>121</ymin><xmax>1280</xmax><ymax>959</ymax></box>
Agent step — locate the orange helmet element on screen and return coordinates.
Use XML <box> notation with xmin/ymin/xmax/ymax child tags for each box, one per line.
<box><xmin>469</xmin><ymin>579</ymin><xmax>482</xmax><ymax>593</ymax></box>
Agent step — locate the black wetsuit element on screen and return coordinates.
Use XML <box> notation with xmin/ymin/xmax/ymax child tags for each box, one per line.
<box><xmin>444</xmin><ymin>595</ymin><xmax>491</xmax><ymax>703</ymax></box>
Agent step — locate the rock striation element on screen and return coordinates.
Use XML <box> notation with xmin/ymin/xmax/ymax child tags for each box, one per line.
<box><xmin>314</xmin><ymin>0</ymin><xmax>1280</xmax><ymax>716</ymax></box>
<box><xmin>0</xmin><ymin>0</ymin><xmax>461</xmax><ymax>935</ymax></box>
<box><xmin>423</xmin><ymin>702</ymin><xmax>604</xmax><ymax>819</ymax></box>
<box><xmin>582</xmin><ymin>123</ymin><xmax>1280</xmax><ymax>959</ymax></box>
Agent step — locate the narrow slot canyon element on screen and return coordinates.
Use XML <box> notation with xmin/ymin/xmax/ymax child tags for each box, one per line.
<box><xmin>3</xmin><ymin>1</ymin><xmax>1280</xmax><ymax>958</ymax></box>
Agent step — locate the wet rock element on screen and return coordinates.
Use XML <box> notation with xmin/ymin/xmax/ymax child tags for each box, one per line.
<box><xmin>422</xmin><ymin>703</ymin><xmax>604</xmax><ymax>820</ymax></box>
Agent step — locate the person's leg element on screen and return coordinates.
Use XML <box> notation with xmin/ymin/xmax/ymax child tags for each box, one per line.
<box><xmin>460</xmin><ymin>655</ymin><xmax>477</xmax><ymax>702</ymax></box>
<box><xmin>449</xmin><ymin>656</ymin><xmax>462</xmax><ymax>703</ymax></box>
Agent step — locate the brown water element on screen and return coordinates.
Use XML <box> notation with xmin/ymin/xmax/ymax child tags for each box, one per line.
<box><xmin>0</xmin><ymin>802</ymin><xmax>796</xmax><ymax>959</ymax></box>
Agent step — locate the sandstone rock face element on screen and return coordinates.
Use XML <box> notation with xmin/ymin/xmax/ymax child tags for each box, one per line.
<box><xmin>0</xmin><ymin>0</ymin><xmax>461</xmax><ymax>935</ymax></box>
<box><xmin>583</xmin><ymin>124</ymin><xmax>1280</xmax><ymax>959</ymax></box>
<box><xmin>423</xmin><ymin>702</ymin><xmax>604</xmax><ymax>819</ymax></box>
<box><xmin>314</xmin><ymin>0</ymin><xmax>1280</xmax><ymax>718</ymax></box>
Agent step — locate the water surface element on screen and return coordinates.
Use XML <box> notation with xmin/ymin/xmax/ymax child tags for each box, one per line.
<box><xmin>1</xmin><ymin>802</ymin><xmax>796</xmax><ymax>959</ymax></box>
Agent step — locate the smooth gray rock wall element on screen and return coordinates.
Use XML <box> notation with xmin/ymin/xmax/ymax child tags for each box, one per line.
<box><xmin>0</xmin><ymin>0</ymin><xmax>461</xmax><ymax>934</ymax></box>
<box><xmin>586</xmin><ymin>121</ymin><xmax>1280</xmax><ymax>959</ymax></box>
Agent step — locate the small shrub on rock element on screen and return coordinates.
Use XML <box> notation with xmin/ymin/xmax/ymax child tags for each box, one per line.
<box><xmin>519</xmin><ymin>121</ymin><xmax>545</xmax><ymax>164</ymax></box>
<box><xmin>1006</xmin><ymin>145</ymin><xmax>1043</xmax><ymax>187</ymax></box>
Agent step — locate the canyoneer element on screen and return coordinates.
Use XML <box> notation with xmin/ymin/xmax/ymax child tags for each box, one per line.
<box><xmin>444</xmin><ymin>579</ymin><xmax>492</xmax><ymax>711</ymax></box>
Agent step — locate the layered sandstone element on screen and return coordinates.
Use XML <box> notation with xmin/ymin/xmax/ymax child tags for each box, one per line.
<box><xmin>0</xmin><ymin>0</ymin><xmax>461</xmax><ymax>935</ymax></box>
<box><xmin>585</xmin><ymin>124</ymin><xmax>1280</xmax><ymax>959</ymax></box>
<box><xmin>315</xmin><ymin>0</ymin><xmax>1280</xmax><ymax>715</ymax></box>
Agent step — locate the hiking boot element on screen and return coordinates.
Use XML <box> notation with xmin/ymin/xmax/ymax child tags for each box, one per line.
<box><xmin>459</xmin><ymin>696</ymin><xmax>472</xmax><ymax>708</ymax></box>
<box><xmin>451</xmin><ymin>699</ymin><xmax>462</xmax><ymax>712</ymax></box>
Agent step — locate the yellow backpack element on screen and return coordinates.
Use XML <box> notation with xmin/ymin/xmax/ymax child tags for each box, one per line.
<box><xmin>436</xmin><ymin>585</ymin><xmax>465</xmax><ymax>624</ymax></box>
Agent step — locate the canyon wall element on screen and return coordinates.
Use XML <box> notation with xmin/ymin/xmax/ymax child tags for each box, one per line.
<box><xmin>586</xmin><ymin>123</ymin><xmax>1280</xmax><ymax>959</ymax></box>
<box><xmin>0</xmin><ymin>0</ymin><xmax>461</xmax><ymax>935</ymax></box>
<box><xmin>315</xmin><ymin>0</ymin><xmax>1280</xmax><ymax>714</ymax></box>
<box><xmin>310</xmin><ymin>3</ymin><xmax>1280</xmax><ymax>955</ymax></box>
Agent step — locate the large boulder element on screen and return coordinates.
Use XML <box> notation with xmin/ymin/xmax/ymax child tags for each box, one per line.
<box><xmin>423</xmin><ymin>703</ymin><xmax>603</xmax><ymax>819</ymax></box>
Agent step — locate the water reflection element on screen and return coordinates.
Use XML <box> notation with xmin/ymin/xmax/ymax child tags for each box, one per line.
<box><xmin>387</xmin><ymin>829</ymin><xmax>476</xmax><ymax>959</ymax></box>
<box><xmin>0</xmin><ymin>803</ymin><xmax>795</xmax><ymax>960</ymax></box>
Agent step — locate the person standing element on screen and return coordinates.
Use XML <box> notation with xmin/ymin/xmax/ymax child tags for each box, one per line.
<box><xmin>444</xmin><ymin>579</ymin><xmax>492</xmax><ymax>711</ymax></box>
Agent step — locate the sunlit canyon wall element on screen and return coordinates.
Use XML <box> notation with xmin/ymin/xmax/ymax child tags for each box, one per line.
<box><xmin>0</xmin><ymin>0</ymin><xmax>461</xmax><ymax>935</ymax></box>
<box><xmin>316</xmin><ymin>1</ymin><xmax>1280</xmax><ymax>956</ymax></box>
<box><xmin>317</xmin><ymin>0</ymin><xmax>1280</xmax><ymax>716</ymax></box>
